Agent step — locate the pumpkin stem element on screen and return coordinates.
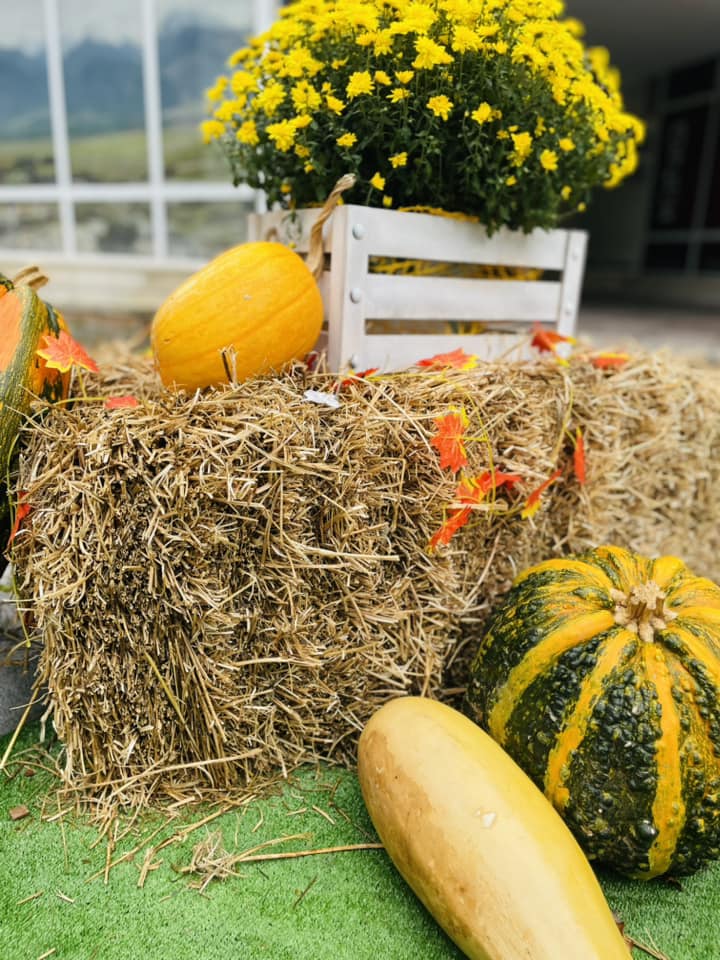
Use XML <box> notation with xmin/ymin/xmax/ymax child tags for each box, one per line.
<box><xmin>610</xmin><ymin>581</ymin><xmax>678</xmax><ymax>643</ymax></box>
<box><xmin>307</xmin><ymin>173</ymin><xmax>357</xmax><ymax>281</ymax></box>
<box><xmin>12</xmin><ymin>265</ymin><xmax>49</xmax><ymax>291</ymax></box>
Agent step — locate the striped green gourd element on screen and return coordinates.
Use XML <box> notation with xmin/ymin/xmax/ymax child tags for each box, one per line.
<box><xmin>466</xmin><ymin>545</ymin><xmax>720</xmax><ymax>879</ymax></box>
<box><xmin>1</xmin><ymin>268</ymin><xmax>70</xmax><ymax>556</ymax></box>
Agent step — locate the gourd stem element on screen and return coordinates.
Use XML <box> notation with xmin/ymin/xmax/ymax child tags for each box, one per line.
<box><xmin>12</xmin><ymin>265</ymin><xmax>49</xmax><ymax>291</ymax></box>
<box><xmin>611</xmin><ymin>581</ymin><xmax>677</xmax><ymax>643</ymax></box>
<box><xmin>307</xmin><ymin>173</ymin><xmax>357</xmax><ymax>282</ymax></box>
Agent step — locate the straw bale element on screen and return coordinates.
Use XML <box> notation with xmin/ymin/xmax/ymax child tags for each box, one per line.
<box><xmin>9</xmin><ymin>349</ymin><xmax>720</xmax><ymax>806</ymax></box>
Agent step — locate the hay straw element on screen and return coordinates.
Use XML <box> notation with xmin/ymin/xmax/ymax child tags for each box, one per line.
<box><xmin>9</xmin><ymin>347</ymin><xmax>720</xmax><ymax>809</ymax></box>
<box><xmin>178</xmin><ymin>829</ymin><xmax>384</xmax><ymax>893</ymax></box>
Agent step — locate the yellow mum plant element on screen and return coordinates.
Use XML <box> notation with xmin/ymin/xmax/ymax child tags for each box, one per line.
<box><xmin>204</xmin><ymin>0</ymin><xmax>645</xmax><ymax>233</ymax></box>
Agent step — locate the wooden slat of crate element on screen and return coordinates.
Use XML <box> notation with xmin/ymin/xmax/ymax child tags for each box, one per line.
<box><xmin>248</xmin><ymin>204</ymin><xmax>587</xmax><ymax>372</ymax></box>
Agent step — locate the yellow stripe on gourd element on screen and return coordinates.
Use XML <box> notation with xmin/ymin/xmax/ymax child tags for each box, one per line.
<box><xmin>488</xmin><ymin>609</ymin><xmax>615</xmax><ymax>743</ymax></box>
<box><xmin>642</xmin><ymin>643</ymin><xmax>684</xmax><ymax>878</ymax></box>
<box><xmin>666</xmin><ymin>623</ymin><xmax>720</xmax><ymax>686</ymax></box>
<box><xmin>543</xmin><ymin>628</ymin><xmax>632</xmax><ymax>810</ymax></box>
<box><xmin>649</xmin><ymin>555</ymin><xmax>688</xmax><ymax>591</ymax></box>
<box><xmin>595</xmin><ymin>545</ymin><xmax>652</xmax><ymax>591</ymax></box>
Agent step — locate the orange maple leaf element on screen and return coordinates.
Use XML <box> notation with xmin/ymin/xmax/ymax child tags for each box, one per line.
<box><xmin>454</xmin><ymin>470</ymin><xmax>522</xmax><ymax>504</ymax></box>
<box><xmin>521</xmin><ymin>467</ymin><xmax>563</xmax><ymax>519</ymax></box>
<box><xmin>477</xmin><ymin>469</ymin><xmax>522</xmax><ymax>495</ymax></box>
<box><xmin>430</xmin><ymin>468</ymin><xmax>523</xmax><ymax>551</ymax></box>
<box><xmin>590</xmin><ymin>352</ymin><xmax>629</xmax><ymax>369</ymax></box>
<box><xmin>36</xmin><ymin>330</ymin><xmax>99</xmax><ymax>374</ymax></box>
<box><xmin>417</xmin><ymin>348</ymin><xmax>478</xmax><ymax>370</ymax></box>
<box><xmin>105</xmin><ymin>394</ymin><xmax>139</xmax><ymax>410</ymax></box>
<box><xmin>339</xmin><ymin>367</ymin><xmax>379</xmax><ymax>389</ymax></box>
<box><xmin>7</xmin><ymin>493</ymin><xmax>31</xmax><ymax>547</ymax></box>
<box><xmin>530</xmin><ymin>324</ymin><xmax>576</xmax><ymax>363</ymax></box>
<box><xmin>428</xmin><ymin>507</ymin><xmax>473</xmax><ymax>551</ymax></box>
<box><xmin>573</xmin><ymin>428</ymin><xmax>586</xmax><ymax>485</ymax></box>
<box><xmin>430</xmin><ymin>407</ymin><xmax>469</xmax><ymax>473</ymax></box>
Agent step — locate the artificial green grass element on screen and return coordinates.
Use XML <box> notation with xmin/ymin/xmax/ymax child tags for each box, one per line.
<box><xmin>1</xmin><ymin>723</ymin><xmax>716</xmax><ymax>960</ymax></box>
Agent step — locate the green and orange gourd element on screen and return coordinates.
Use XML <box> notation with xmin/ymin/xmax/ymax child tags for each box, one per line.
<box><xmin>466</xmin><ymin>545</ymin><xmax>720</xmax><ymax>879</ymax></box>
<box><xmin>0</xmin><ymin>268</ymin><xmax>71</xmax><ymax>550</ymax></box>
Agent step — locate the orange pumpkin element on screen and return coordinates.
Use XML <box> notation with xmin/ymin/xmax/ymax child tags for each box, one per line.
<box><xmin>151</xmin><ymin>241</ymin><xmax>324</xmax><ymax>391</ymax></box>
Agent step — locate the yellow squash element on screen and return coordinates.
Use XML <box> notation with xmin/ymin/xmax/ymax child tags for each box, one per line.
<box><xmin>358</xmin><ymin>696</ymin><xmax>630</xmax><ymax>960</ymax></box>
<box><xmin>151</xmin><ymin>241</ymin><xmax>323</xmax><ymax>391</ymax></box>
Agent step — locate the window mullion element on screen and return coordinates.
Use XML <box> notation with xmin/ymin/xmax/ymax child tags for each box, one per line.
<box><xmin>43</xmin><ymin>0</ymin><xmax>76</xmax><ymax>255</ymax></box>
<box><xmin>141</xmin><ymin>0</ymin><xmax>168</xmax><ymax>259</ymax></box>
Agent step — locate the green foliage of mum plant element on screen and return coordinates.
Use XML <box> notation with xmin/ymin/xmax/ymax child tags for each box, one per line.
<box><xmin>203</xmin><ymin>0</ymin><xmax>645</xmax><ymax>233</ymax></box>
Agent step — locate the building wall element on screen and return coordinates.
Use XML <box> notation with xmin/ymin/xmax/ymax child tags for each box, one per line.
<box><xmin>582</xmin><ymin>56</ymin><xmax>720</xmax><ymax>308</ymax></box>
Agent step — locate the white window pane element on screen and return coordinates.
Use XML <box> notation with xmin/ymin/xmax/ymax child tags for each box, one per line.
<box><xmin>167</xmin><ymin>200</ymin><xmax>251</xmax><ymax>259</ymax></box>
<box><xmin>0</xmin><ymin>0</ymin><xmax>55</xmax><ymax>185</ymax></box>
<box><xmin>157</xmin><ymin>0</ymin><xmax>252</xmax><ymax>181</ymax></box>
<box><xmin>59</xmin><ymin>0</ymin><xmax>148</xmax><ymax>182</ymax></box>
<box><xmin>0</xmin><ymin>203</ymin><xmax>61</xmax><ymax>250</ymax></box>
<box><xmin>75</xmin><ymin>203</ymin><xmax>152</xmax><ymax>254</ymax></box>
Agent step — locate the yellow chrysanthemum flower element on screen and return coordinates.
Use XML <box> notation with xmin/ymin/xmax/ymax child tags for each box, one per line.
<box><xmin>427</xmin><ymin>95</ymin><xmax>453</xmax><ymax>121</ymax></box>
<box><xmin>214</xmin><ymin>99</ymin><xmax>241</xmax><ymax>122</ymax></box>
<box><xmin>374</xmin><ymin>70</ymin><xmax>392</xmax><ymax>86</ymax></box>
<box><xmin>561</xmin><ymin>185</ymin><xmax>572</xmax><ymax>199</ymax></box>
<box><xmin>412</xmin><ymin>36</ymin><xmax>453</xmax><ymax>70</ymax></box>
<box><xmin>540</xmin><ymin>149</ymin><xmax>558</xmax><ymax>171</ymax></box>
<box><xmin>231</xmin><ymin>71</ymin><xmax>257</xmax><ymax>96</ymax></box>
<box><xmin>326</xmin><ymin>94</ymin><xmax>346</xmax><ymax>114</ymax></box>
<box><xmin>291</xmin><ymin>80</ymin><xmax>321</xmax><ymax>113</ymax></box>
<box><xmin>236</xmin><ymin>120</ymin><xmax>259</xmax><ymax>145</ymax></box>
<box><xmin>388</xmin><ymin>87</ymin><xmax>410</xmax><ymax>103</ymax></box>
<box><xmin>266</xmin><ymin>119</ymin><xmax>297</xmax><ymax>152</ymax></box>
<box><xmin>337</xmin><ymin>132</ymin><xmax>358</xmax><ymax>148</ymax></box>
<box><xmin>206</xmin><ymin>77</ymin><xmax>228</xmax><ymax>103</ymax></box>
<box><xmin>389</xmin><ymin>151</ymin><xmax>408</xmax><ymax>168</ymax></box>
<box><xmin>558</xmin><ymin>136</ymin><xmax>576</xmax><ymax>151</ymax></box>
<box><xmin>254</xmin><ymin>81</ymin><xmax>286</xmax><ymax>117</ymax></box>
<box><xmin>347</xmin><ymin>71</ymin><xmax>374</xmax><ymax>99</ymax></box>
<box><xmin>201</xmin><ymin>119</ymin><xmax>225</xmax><ymax>143</ymax></box>
<box><xmin>382</xmin><ymin>195</ymin><xmax>393</xmax><ymax>208</ymax></box>
<box><xmin>282</xmin><ymin>45</ymin><xmax>323</xmax><ymax>78</ymax></box>
<box><xmin>511</xmin><ymin>131</ymin><xmax>533</xmax><ymax>165</ymax></box>
<box><xmin>370</xmin><ymin>172</ymin><xmax>385</xmax><ymax>190</ymax></box>
<box><xmin>395</xmin><ymin>70</ymin><xmax>414</xmax><ymax>84</ymax></box>
<box><xmin>451</xmin><ymin>26</ymin><xmax>481</xmax><ymax>53</ymax></box>
<box><xmin>471</xmin><ymin>102</ymin><xmax>493</xmax><ymax>125</ymax></box>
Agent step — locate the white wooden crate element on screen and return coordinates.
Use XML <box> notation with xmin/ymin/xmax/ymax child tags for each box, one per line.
<box><xmin>248</xmin><ymin>204</ymin><xmax>587</xmax><ymax>372</ymax></box>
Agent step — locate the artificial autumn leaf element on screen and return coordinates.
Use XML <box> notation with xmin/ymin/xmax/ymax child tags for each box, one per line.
<box><xmin>36</xmin><ymin>329</ymin><xmax>99</xmax><ymax>374</ymax></box>
<box><xmin>530</xmin><ymin>324</ymin><xmax>576</xmax><ymax>364</ymax></box>
<box><xmin>339</xmin><ymin>367</ymin><xmax>379</xmax><ymax>389</ymax></box>
<box><xmin>105</xmin><ymin>394</ymin><xmax>139</xmax><ymax>410</ymax></box>
<box><xmin>430</xmin><ymin>468</ymin><xmax>524</xmax><ymax>551</ymax></box>
<box><xmin>430</xmin><ymin>406</ymin><xmax>469</xmax><ymax>472</ymax></box>
<box><xmin>7</xmin><ymin>493</ymin><xmax>31</xmax><ymax>547</ymax></box>
<box><xmin>476</xmin><ymin>469</ymin><xmax>523</xmax><ymax>495</ymax></box>
<box><xmin>428</xmin><ymin>507</ymin><xmax>472</xmax><ymax>551</ymax></box>
<box><xmin>521</xmin><ymin>467</ymin><xmax>563</xmax><ymax>519</ymax></box>
<box><xmin>590</xmin><ymin>351</ymin><xmax>629</xmax><ymax>369</ymax></box>
<box><xmin>573</xmin><ymin>427</ymin><xmax>586</xmax><ymax>485</ymax></box>
<box><xmin>454</xmin><ymin>470</ymin><xmax>522</xmax><ymax>505</ymax></box>
<box><xmin>417</xmin><ymin>347</ymin><xmax>478</xmax><ymax>370</ymax></box>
